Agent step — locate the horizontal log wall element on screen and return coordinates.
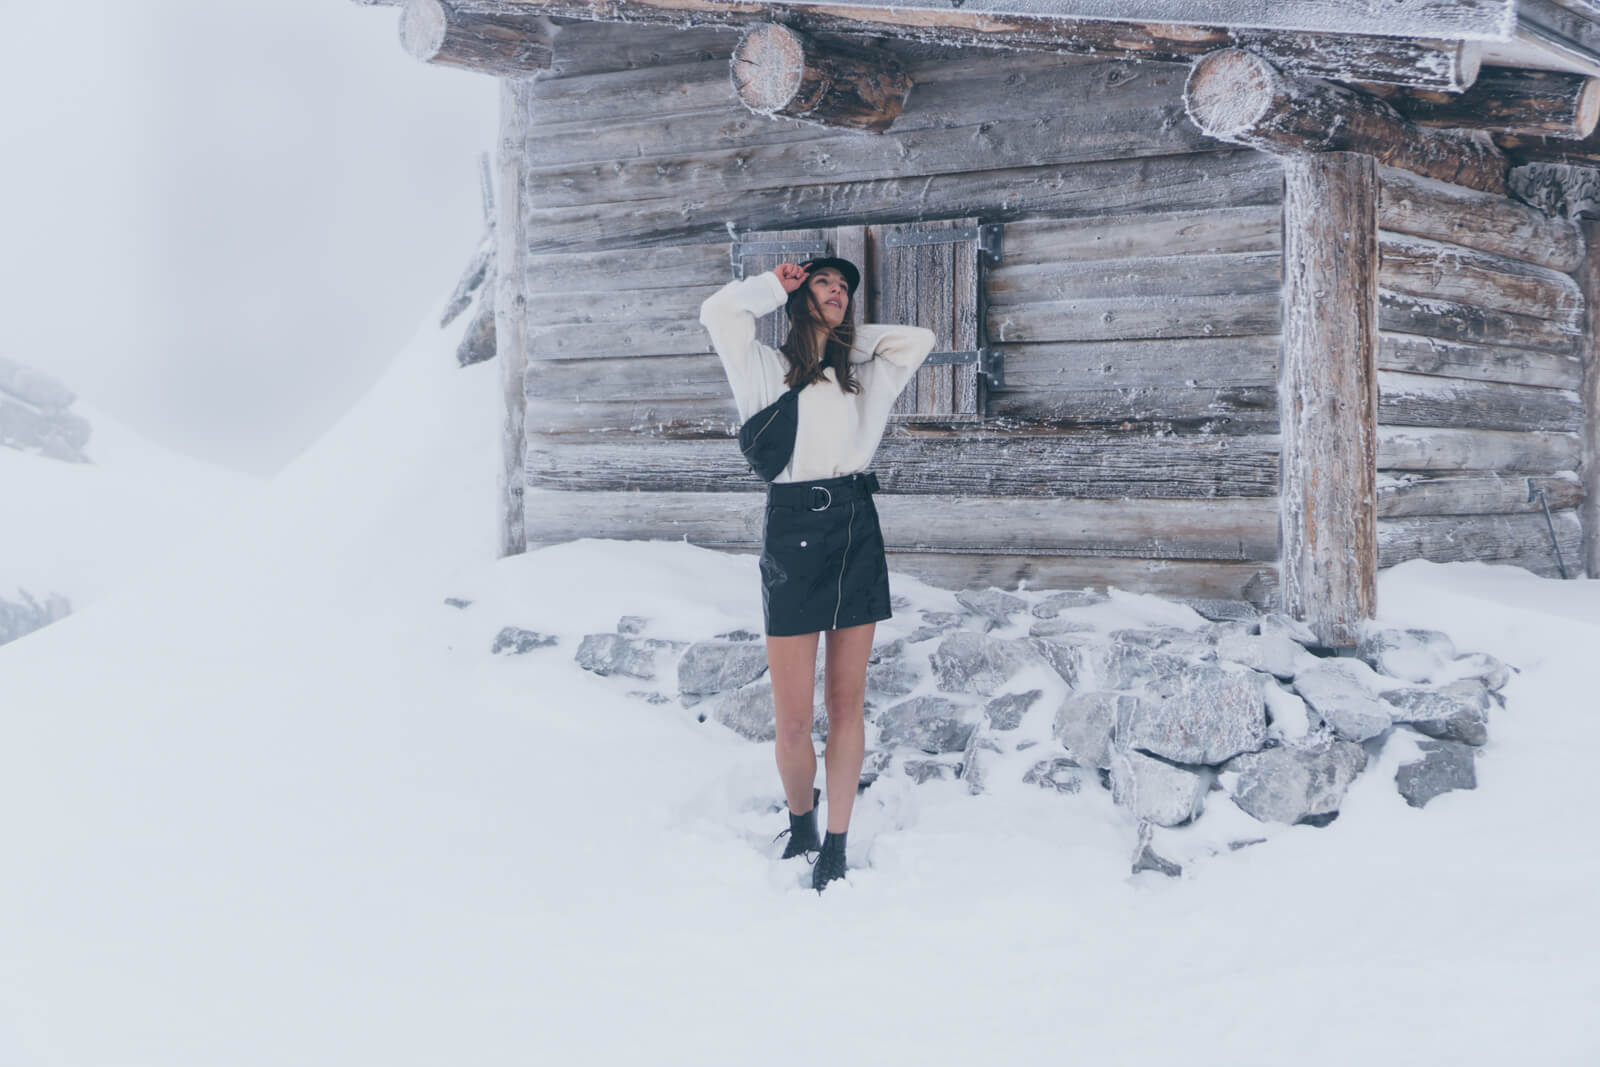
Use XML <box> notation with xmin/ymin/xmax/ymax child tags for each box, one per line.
<box><xmin>519</xmin><ymin>23</ymin><xmax>1286</xmax><ymax>602</ymax></box>
<box><xmin>1374</xmin><ymin>167</ymin><xmax>1586</xmax><ymax>577</ymax></box>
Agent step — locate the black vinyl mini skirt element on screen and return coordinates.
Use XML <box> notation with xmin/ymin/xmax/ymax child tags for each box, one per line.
<box><xmin>760</xmin><ymin>471</ymin><xmax>892</xmax><ymax>637</ymax></box>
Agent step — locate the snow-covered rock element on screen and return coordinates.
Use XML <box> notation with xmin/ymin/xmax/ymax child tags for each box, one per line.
<box><xmin>955</xmin><ymin>587</ymin><xmax>1027</xmax><ymax>629</ymax></box>
<box><xmin>1383</xmin><ymin>680</ymin><xmax>1492</xmax><ymax>746</ymax></box>
<box><xmin>1022</xmin><ymin>756</ymin><xmax>1083</xmax><ymax>794</ymax></box>
<box><xmin>1109</xmin><ymin>748</ymin><xmax>1211</xmax><ymax>827</ymax></box>
<box><xmin>1052</xmin><ymin>690</ymin><xmax>1130</xmax><ymax>770</ymax></box>
<box><xmin>1396</xmin><ymin>738</ymin><xmax>1478</xmax><ymax>808</ymax></box>
<box><xmin>1030</xmin><ymin>589</ymin><xmax>1107</xmax><ymax>618</ymax></box>
<box><xmin>876</xmin><ymin>695</ymin><xmax>978</xmax><ymax>754</ymax></box>
<box><xmin>575</xmin><ymin>632</ymin><xmax>687</xmax><ymax>681</ymax></box>
<box><xmin>677</xmin><ymin>640</ymin><xmax>768</xmax><ymax>698</ymax></box>
<box><xmin>1359</xmin><ymin>626</ymin><xmax>1458</xmax><ymax>683</ymax></box>
<box><xmin>489</xmin><ymin>626</ymin><xmax>557</xmax><ymax>655</ymax></box>
<box><xmin>930</xmin><ymin>631</ymin><xmax>1049</xmax><ymax>695</ymax></box>
<box><xmin>984</xmin><ymin>689</ymin><xmax>1042</xmax><ymax>730</ymax></box>
<box><xmin>1293</xmin><ymin>658</ymin><xmax>1397</xmax><ymax>742</ymax></box>
<box><xmin>0</xmin><ymin>588</ymin><xmax>71</xmax><ymax>647</ymax></box>
<box><xmin>1117</xmin><ymin>662</ymin><xmax>1267</xmax><ymax>765</ymax></box>
<box><xmin>1215</xmin><ymin>629</ymin><xmax>1311</xmax><ymax>680</ymax></box>
<box><xmin>1222</xmin><ymin>738</ymin><xmax>1367</xmax><ymax>825</ymax></box>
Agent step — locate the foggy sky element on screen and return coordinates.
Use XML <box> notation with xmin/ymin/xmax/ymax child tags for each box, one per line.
<box><xmin>0</xmin><ymin>0</ymin><xmax>499</xmax><ymax>476</ymax></box>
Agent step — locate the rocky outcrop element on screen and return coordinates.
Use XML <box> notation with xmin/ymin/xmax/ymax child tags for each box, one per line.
<box><xmin>0</xmin><ymin>355</ymin><xmax>91</xmax><ymax>462</ymax></box>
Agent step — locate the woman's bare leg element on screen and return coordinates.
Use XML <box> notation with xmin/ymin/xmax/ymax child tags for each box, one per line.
<box><xmin>821</xmin><ymin>621</ymin><xmax>875</xmax><ymax>834</ymax></box>
<box><xmin>766</xmin><ymin>630</ymin><xmax>822</xmax><ymax>814</ymax></box>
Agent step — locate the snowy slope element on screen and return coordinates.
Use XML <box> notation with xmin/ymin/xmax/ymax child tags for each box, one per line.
<box><xmin>1</xmin><ymin>398</ymin><xmax>257</xmax><ymax>609</ymax></box>
<box><xmin>1</xmin><ymin>311</ymin><xmax>1597</xmax><ymax>1066</ymax></box>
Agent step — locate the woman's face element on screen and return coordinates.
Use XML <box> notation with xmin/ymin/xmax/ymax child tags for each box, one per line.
<box><xmin>806</xmin><ymin>267</ymin><xmax>849</xmax><ymax>330</ymax></box>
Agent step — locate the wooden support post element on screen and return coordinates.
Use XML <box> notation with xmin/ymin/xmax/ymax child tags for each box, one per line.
<box><xmin>496</xmin><ymin>80</ymin><xmax>532</xmax><ymax>556</ymax></box>
<box><xmin>1580</xmin><ymin>220</ymin><xmax>1600</xmax><ymax>577</ymax></box>
<box><xmin>730</xmin><ymin>23</ymin><xmax>911</xmax><ymax>132</ymax></box>
<box><xmin>1373</xmin><ymin>69</ymin><xmax>1600</xmax><ymax>139</ymax></box>
<box><xmin>1280</xmin><ymin>152</ymin><xmax>1380</xmax><ymax>647</ymax></box>
<box><xmin>400</xmin><ymin>0</ymin><xmax>553</xmax><ymax>76</ymax></box>
<box><xmin>1185</xmin><ymin>48</ymin><xmax>1508</xmax><ymax>195</ymax></box>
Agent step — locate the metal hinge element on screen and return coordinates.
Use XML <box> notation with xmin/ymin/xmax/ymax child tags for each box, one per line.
<box><xmin>731</xmin><ymin>239</ymin><xmax>831</xmax><ymax>277</ymax></box>
<box><xmin>923</xmin><ymin>348</ymin><xmax>1004</xmax><ymax>387</ymax></box>
<box><xmin>882</xmin><ymin>224</ymin><xmax>1003</xmax><ymax>266</ymax></box>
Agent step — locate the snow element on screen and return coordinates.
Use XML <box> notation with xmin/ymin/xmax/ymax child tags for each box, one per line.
<box><xmin>3</xmin><ymin>312</ymin><xmax>1598</xmax><ymax>1065</ymax></box>
<box><xmin>1</xmin><ymin>400</ymin><xmax>257</xmax><ymax>606</ymax></box>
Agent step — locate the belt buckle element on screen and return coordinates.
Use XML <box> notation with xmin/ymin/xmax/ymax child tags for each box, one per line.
<box><xmin>809</xmin><ymin>486</ymin><xmax>832</xmax><ymax>511</ymax></box>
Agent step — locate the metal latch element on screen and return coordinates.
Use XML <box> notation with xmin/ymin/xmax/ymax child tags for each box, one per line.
<box><xmin>923</xmin><ymin>348</ymin><xmax>1004</xmax><ymax>387</ymax></box>
<box><xmin>731</xmin><ymin>239</ymin><xmax>831</xmax><ymax>277</ymax></box>
<box><xmin>881</xmin><ymin>224</ymin><xmax>1003</xmax><ymax>265</ymax></box>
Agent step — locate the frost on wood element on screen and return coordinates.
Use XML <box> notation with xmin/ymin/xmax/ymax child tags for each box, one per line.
<box><xmin>729</xmin><ymin>23</ymin><xmax>911</xmax><ymax>132</ymax></box>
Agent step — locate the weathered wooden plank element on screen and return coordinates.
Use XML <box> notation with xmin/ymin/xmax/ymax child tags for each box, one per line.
<box><xmin>1185</xmin><ymin>49</ymin><xmax>1508</xmax><ymax>196</ymax></box>
<box><xmin>525</xmin><ymin>432</ymin><xmax>1282</xmax><ymax>496</ymax></box>
<box><xmin>526</xmin><ymin>52</ymin><xmax>1195</xmax><ymax>166</ymax></box>
<box><xmin>542</xmin><ymin>19</ymin><xmax>733</xmax><ymax>77</ymax></box>
<box><xmin>498</xmin><ymin>80</ymin><xmax>533</xmax><ymax>557</ymax></box>
<box><xmin>1280</xmin><ymin>152</ymin><xmax>1379</xmax><ymax>648</ymax></box>
<box><xmin>1378</xmin><ymin>510</ymin><xmax>1583</xmax><ymax>577</ymax></box>
<box><xmin>994</xmin><ymin>337</ymin><xmax>1280</xmax><ymax>391</ymax></box>
<box><xmin>525</xmin><ymin>284</ymin><xmax>716</xmax><ymax>325</ymax></box>
<box><xmin>987</xmin><ymin>385</ymin><xmax>1278</xmax><ymax>434</ymax></box>
<box><xmin>522</xmin><ymin>150</ymin><xmax>1286</xmax><ymax>252</ymax></box>
<box><xmin>526</xmin><ymin>98</ymin><xmax>1216</xmax><ymax>209</ymax></box>
<box><xmin>1378</xmin><ymin>291</ymin><xmax>1585</xmax><ymax>356</ymax></box>
<box><xmin>524</xmin><ymin>489</ymin><xmax>1279</xmax><ymax>559</ymax></box>
<box><xmin>1377</xmin><ymin>370</ymin><xmax>1584</xmax><ymax>433</ymax></box>
<box><xmin>529</xmin><ymin>319</ymin><xmax>714</xmax><ymax>359</ymax></box>
<box><xmin>1001</xmin><ymin>205</ymin><xmax>1282</xmax><ymax>266</ymax></box>
<box><xmin>1378</xmin><ymin>471</ymin><xmax>1584</xmax><ymax>517</ymax></box>
<box><xmin>1581</xmin><ymin>219</ymin><xmax>1600</xmax><ymax>577</ymax></box>
<box><xmin>988</xmin><ymin>252</ymin><xmax>1280</xmax><ymax>305</ymax></box>
<box><xmin>1378</xmin><ymin>233</ymin><xmax>1584</xmax><ymax>324</ymax></box>
<box><xmin>524</xmin><ymin>242</ymin><xmax>730</xmax><ymax>291</ymax></box>
<box><xmin>1379</xmin><ymin>332</ymin><xmax>1585</xmax><ymax>390</ymax></box>
<box><xmin>1377</xmin><ymin>426</ymin><xmax>1584</xmax><ymax>471</ymax></box>
<box><xmin>526</xmin><ymin>396</ymin><xmax>739</xmax><ymax>435</ymax></box>
<box><xmin>1377</xmin><ymin>165</ymin><xmax>1583</xmax><ymax>273</ymax></box>
<box><xmin>988</xmin><ymin>291</ymin><xmax>1282</xmax><ymax>344</ymax></box>
<box><xmin>526</xmin><ymin>352</ymin><xmax>732</xmax><ymax>402</ymax></box>
<box><xmin>401</xmin><ymin>0</ymin><xmax>554</xmax><ymax>76</ymax></box>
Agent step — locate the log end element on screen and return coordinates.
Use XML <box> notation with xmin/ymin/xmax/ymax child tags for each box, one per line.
<box><xmin>399</xmin><ymin>0</ymin><xmax>448</xmax><ymax>63</ymax></box>
<box><xmin>1576</xmin><ymin>77</ymin><xmax>1600</xmax><ymax>141</ymax></box>
<box><xmin>1185</xmin><ymin>48</ymin><xmax>1278</xmax><ymax>141</ymax></box>
<box><xmin>731</xmin><ymin>23</ymin><xmax>806</xmax><ymax>115</ymax></box>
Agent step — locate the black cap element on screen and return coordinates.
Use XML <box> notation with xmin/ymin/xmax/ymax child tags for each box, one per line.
<box><xmin>798</xmin><ymin>256</ymin><xmax>860</xmax><ymax>297</ymax></box>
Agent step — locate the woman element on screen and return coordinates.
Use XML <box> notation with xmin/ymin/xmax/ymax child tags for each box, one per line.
<box><xmin>699</xmin><ymin>256</ymin><xmax>936</xmax><ymax>892</ymax></box>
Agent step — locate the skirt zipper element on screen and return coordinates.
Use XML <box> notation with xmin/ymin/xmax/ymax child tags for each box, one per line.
<box><xmin>832</xmin><ymin>499</ymin><xmax>855</xmax><ymax>630</ymax></box>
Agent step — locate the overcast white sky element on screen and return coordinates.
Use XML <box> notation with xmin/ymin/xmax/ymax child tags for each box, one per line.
<box><xmin>0</xmin><ymin>0</ymin><xmax>499</xmax><ymax>475</ymax></box>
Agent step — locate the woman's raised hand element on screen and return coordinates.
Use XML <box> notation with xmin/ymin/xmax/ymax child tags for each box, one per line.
<box><xmin>774</xmin><ymin>262</ymin><xmax>810</xmax><ymax>294</ymax></box>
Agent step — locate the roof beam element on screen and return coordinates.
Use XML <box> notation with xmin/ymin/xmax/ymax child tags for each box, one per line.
<box><xmin>1371</xmin><ymin>68</ymin><xmax>1600</xmax><ymax>139</ymax></box>
<box><xmin>360</xmin><ymin>0</ymin><xmax>1483</xmax><ymax>90</ymax></box>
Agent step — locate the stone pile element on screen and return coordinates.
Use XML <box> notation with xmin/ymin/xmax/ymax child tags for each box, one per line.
<box><xmin>536</xmin><ymin>588</ymin><xmax>1511</xmax><ymax>876</ymax></box>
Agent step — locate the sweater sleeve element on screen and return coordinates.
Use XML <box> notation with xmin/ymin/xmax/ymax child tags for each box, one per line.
<box><xmin>851</xmin><ymin>323</ymin><xmax>938</xmax><ymax>398</ymax></box>
<box><xmin>699</xmin><ymin>272</ymin><xmax>790</xmax><ymax>413</ymax></box>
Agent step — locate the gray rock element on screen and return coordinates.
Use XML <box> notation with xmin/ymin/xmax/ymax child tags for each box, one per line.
<box><xmin>1382</xmin><ymin>680</ymin><xmax>1491</xmax><ymax>746</ymax></box>
<box><xmin>490</xmin><ymin>626</ymin><xmax>558</xmax><ymax>655</ymax></box>
<box><xmin>869</xmin><ymin>639</ymin><xmax>906</xmax><ymax>663</ymax></box>
<box><xmin>575</xmin><ymin>632</ymin><xmax>686</xmax><ymax>680</ymax></box>
<box><xmin>1358</xmin><ymin>627</ymin><xmax>1457</xmax><ymax>683</ymax></box>
<box><xmin>984</xmin><ymin>689</ymin><xmax>1042</xmax><ymax>730</ymax></box>
<box><xmin>616</xmin><ymin>615</ymin><xmax>647</xmax><ymax>635</ymax></box>
<box><xmin>919</xmin><ymin>610</ymin><xmax>965</xmax><ymax>629</ymax></box>
<box><xmin>865</xmin><ymin>656</ymin><xmax>920</xmax><ymax>699</ymax></box>
<box><xmin>1187</xmin><ymin>599</ymin><xmax>1261</xmax><ymax>623</ymax></box>
<box><xmin>1031</xmin><ymin>589</ymin><xmax>1108</xmax><ymax>618</ymax></box>
<box><xmin>1259</xmin><ymin>612</ymin><xmax>1320</xmax><ymax>648</ymax></box>
<box><xmin>0</xmin><ymin>397</ymin><xmax>91</xmax><ymax>461</ymax></box>
<box><xmin>877</xmin><ymin>696</ymin><xmax>979</xmax><ymax>754</ymax></box>
<box><xmin>1076</xmin><ymin>639</ymin><xmax>1192</xmax><ymax>692</ymax></box>
<box><xmin>1110</xmin><ymin>749</ymin><xmax>1210</xmax><ymax>827</ymax></box>
<box><xmin>1132</xmin><ymin>842</ymin><xmax>1183</xmax><ymax>877</ymax></box>
<box><xmin>904</xmin><ymin>759</ymin><xmax>960</xmax><ymax>784</ymax></box>
<box><xmin>1223</xmin><ymin>738</ymin><xmax>1367</xmax><ymax>824</ymax></box>
<box><xmin>628</xmin><ymin>690</ymin><xmax>673</xmax><ymax>705</ymax></box>
<box><xmin>677</xmin><ymin>641</ymin><xmax>768</xmax><ymax>697</ymax></box>
<box><xmin>1216</xmin><ymin>629</ymin><xmax>1309</xmax><ymax>680</ymax></box>
<box><xmin>1449</xmin><ymin>652</ymin><xmax>1511</xmax><ymax>692</ymax></box>
<box><xmin>1052</xmin><ymin>691</ymin><xmax>1132</xmax><ymax>770</ymax></box>
<box><xmin>0</xmin><ymin>354</ymin><xmax>76</xmax><ymax>410</ymax></box>
<box><xmin>959</xmin><ymin>731</ymin><xmax>1002</xmax><ymax>795</ymax></box>
<box><xmin>890</xmin><ymin>594</ymin><xmax>912</xmax><ymax>611</ymax></box>
<box><xmin>443</xmin><ymin>597</ymin><xmax>473</xmax><ymax>609</ymax></box>
<box><xmin>1396</xmin><ymin>738</ymin><xmax>1477</xmax><ymax>808</ymax></box>
<box><xmin>930</xmin><ymin>631</ymin><xmax>1050</xmax><ymax>695</ymax></box>
<box><xmin>0</xmin><ymin>588</ymin><xmax>71</xmax><ymax>646</ymax></box>
<box><xmin>713</xmin><ymin>681</ymin><xmax>777</xmax><ymax>742</ymax></box>
<box><xmin>714</xmin><ymin>628</ymin><xmax>762</xmax><ymax>642</ymax></box>
<box><xmin>1028</xmin><ymin>617</ymin><xmax>1097</xmax><ymax>638</ymax></box>
<box><xmin>1292</xmin><ymin>659</ymin><xmax>1396</xmax><ymax>742</ymax></box>
<box><xmin>1117</xmin><ymin>662</ymin><xmax>1267</xmax><ymax>765</ymax></box>
<box><xmin>1030</xmin><ymin>634</ymin><xmax>1095</xmax><ymax>687</ymax></box>
<box><xmin>1022</xmin><ymin>757</ymin><xmax>1083</xmax><ymax>794</ymax></box>
<box><xmin>1110</xmin><ymin>626</ymin><xmax>1217</xmax><ymax>659</ymax></box>
<box><xmin>956</xmin><ymin>588</ymin><xmax>1028</xmax><ymax>628</ymax></box>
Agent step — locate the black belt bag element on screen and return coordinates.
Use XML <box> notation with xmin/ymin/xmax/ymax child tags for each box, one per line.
<box><xmin>737</xmin><ymin>381</ymin><xmax>805</xmax><ymax>482</ymax></box>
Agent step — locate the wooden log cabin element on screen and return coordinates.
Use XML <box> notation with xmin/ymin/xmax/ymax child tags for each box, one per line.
<box><xmin>356</xmin><ymin>0</ymin><xmax>1600</xmax><ymax>646</ymax></box>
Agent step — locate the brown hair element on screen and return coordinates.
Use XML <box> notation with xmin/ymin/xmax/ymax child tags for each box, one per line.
<box><xmin>779</xmin><ymin>282</ymin><xmax>862</xmax><ymax>395</ymax></box>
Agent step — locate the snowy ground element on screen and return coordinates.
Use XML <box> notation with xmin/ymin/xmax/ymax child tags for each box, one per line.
<box><xmin>3</xmin><ymin>314</ymin><xmax>1597</xmax><ymax>1066</ymax></box>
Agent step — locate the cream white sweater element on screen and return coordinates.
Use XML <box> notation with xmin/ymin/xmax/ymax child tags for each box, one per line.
<box><xmin>699</xmin><ymin>270</ymin><xmax>937</xmax><ymax>484</ymax></box>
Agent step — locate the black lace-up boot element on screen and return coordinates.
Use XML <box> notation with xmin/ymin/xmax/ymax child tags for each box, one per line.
<box><xmin>813</xmin><ymin>830</ymin><xmax>847</xmax><ymax>892</ymax></box>
<box><xmin>776</xmin><ymin>787</ymin><xmax>822</xmax><ymax>859</ymax></box>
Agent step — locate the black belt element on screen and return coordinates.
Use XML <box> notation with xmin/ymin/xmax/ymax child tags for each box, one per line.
<box><xmin>767</xmin><ymin>471</ymin><xmax>880</xmax><ymax>511</ymax></box>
